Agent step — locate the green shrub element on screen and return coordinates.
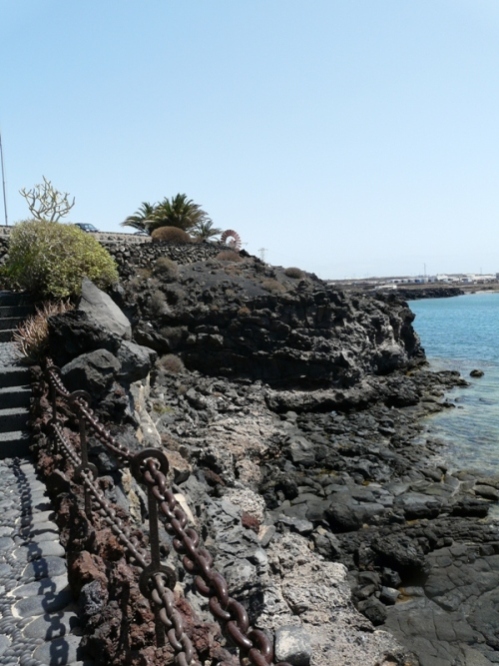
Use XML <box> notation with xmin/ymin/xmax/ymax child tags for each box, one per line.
<box><xmin>4</xmin><ymin>220</ymin><xmax>119</xmax><ymax>298</ymax></box>
<box><xmin>151</xmin><ymin>226</ymin><xmax>191</xmax><ymax>243</ymax></box>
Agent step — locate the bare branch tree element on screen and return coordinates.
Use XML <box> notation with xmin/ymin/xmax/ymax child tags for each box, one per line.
<box><xmin>19</xmin><ymin>176</ymin><xmax>75</xmax><ymax>222</ymax></box>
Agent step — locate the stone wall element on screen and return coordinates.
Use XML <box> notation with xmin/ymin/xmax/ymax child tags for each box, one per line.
<box><xmin>0</xmin><ymin>224</ymin><xmax>226</xmax><ymax>272</ymax></box>
<box><xmin>103</xmin><ymin>239</ymin><xmax>227</xmax><ymax>278</ymax></box>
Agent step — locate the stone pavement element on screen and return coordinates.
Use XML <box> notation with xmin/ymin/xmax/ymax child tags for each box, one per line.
<box><xmin>0</xmin><ymin>457</ymin><xmax>87</xmax><ymax>666</ymax></box>
<box><xmin>0</xmin><ymin>296</ymin><xmax>90</xmax><ymax>666</ymax></box>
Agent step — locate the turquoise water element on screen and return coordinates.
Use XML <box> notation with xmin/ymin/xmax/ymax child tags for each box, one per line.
<box><xmin>410</xmin><ymin>293</ymin><xmax>499</xmax><ymax>475</ymax></box>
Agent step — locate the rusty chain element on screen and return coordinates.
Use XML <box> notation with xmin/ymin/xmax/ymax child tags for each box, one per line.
<box><xmin>49</xmin><ymin>418</ymin><xmax>150</xmax><ymax>567</ymax></box>
<box><xmin>45</xmin><ymin>362</ymin><xmax>293</xmax><ymax>666</ymax></box>
<box><xmin>46</xmin><ymin>371</ymin><xmax>195</xmax><ymax>666</ymax></box>
<box><xmin>47</xmin><ymin>362</ymin><xmax>133</xmax><ymax>465</ymax></box>
<box><xmin>137</xmin><ymin>457</ymin><xmax>292</xmax><ymax>666</ymax></box>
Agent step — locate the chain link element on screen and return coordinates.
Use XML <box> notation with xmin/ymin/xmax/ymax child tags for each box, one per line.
<box><xmin>47</xmin><ymin>362</ymin><xmax>133</xmax><ymax>465</ymax></box>
<box><xmin>49</xmin><ymin>418</ymin><xmax>194</xmax><ymax>665</ymax></box>
<box><xmin>139</xmin><ymin>460</ymin><xmax>292</xmax><ymax>666</ymax></box>
<box><xmin>45</xmin><ymin>361</ymin><xmax>294</xmax><ymax>666</ymax></box>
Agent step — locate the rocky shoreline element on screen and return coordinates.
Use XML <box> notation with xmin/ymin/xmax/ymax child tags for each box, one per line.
<box><xmin>28</xmin><ymin>244</ymin><xmax>499</xmax><ymax>666</ymax></box>
<box><xmin>144</xmin><ymin>360</ymin><xmax>499</xmax><ymax>666</ymax></box>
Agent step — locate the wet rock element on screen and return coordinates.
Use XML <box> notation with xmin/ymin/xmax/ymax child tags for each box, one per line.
<box><xmin>451</xmin><ymin>497</ymin><xmax>490</xmax><ymax>518</ymax></box>
<box><xmin>474</xmin><ymin>485</ymin><xmax>499</xmax><ymax>501</ymax></box>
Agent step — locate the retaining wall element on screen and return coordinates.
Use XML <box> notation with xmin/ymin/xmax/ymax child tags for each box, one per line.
<box><xmin>0</xmin><ymin>224</ymin><xmax>231</xmax><ymax>272</ymax></box>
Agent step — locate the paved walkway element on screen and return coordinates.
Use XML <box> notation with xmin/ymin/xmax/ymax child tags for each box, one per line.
<box><xmin>0</xmin><ymin>336</ymin><xmax>87</xmax><ymax>665</ymax></box>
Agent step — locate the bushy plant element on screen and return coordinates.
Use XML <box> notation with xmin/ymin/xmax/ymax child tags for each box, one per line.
<box><xmin>4</xmin><ymin>220</ymin><xmax>119</xmax><ymax>298</ymax></box>
<box><xmin>157</xmin><ymin>354</ymin><xmax>185</xmax><ymax>374</ymax></box>
<box><xmin>150</xmin><ymin>290</ymin><xmax>170</xmax><ymax>315</ymax></box>
<box><xmin>261</xmin><ymin>278</ymin><xmax>287</xmax><ymax>294</ymax></box>
<box><xmin>152</xmin><ymin>257</ymin><xmax>179</xmax><ymax>281</ymax></box>
<box><xmin>216</xmin><ymin>250</ymin><xmax>242</xmax><ymax>263</ymax></box>
<box><xmin>151</xmin><ymin>226</ymin><xmax>191</xmax><ymax>243</ymax></box>
<box><xmin>14</xmin><ymin>300</ymin><xmax>74</xmax><ymax>363</ymax></box>
<box><xmin>284</xmin><ymin>267</ymin><xmax>305</xmax><ymax>279</ymax></box>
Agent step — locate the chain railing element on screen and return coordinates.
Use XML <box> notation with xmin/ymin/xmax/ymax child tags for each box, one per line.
<box><xmin>45</xmin><ymin>360</ymin><xmax>293</xmax><ymax>666</ymax></box>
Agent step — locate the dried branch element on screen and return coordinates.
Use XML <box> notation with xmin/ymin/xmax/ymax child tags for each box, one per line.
<box><xmin>19</xmin><ymin>176</ymin><xmax>75</xmax><ymax>222</ymax></box>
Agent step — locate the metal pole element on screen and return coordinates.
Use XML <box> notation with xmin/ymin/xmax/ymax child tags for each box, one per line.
<box><xmin>0</xmin><ymin>131</ymin><xmax>8</xmax><ymax>226</ymax></box>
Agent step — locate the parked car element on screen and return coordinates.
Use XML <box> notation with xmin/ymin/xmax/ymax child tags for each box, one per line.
<box><xmin>74</xmin><ymin>223</ymin><xmax>99</xmax><ymax>233</ymax></box>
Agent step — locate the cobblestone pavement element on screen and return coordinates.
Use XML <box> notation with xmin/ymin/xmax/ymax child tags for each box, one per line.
<box><xmin>0</xmin><ymin>342</ymin><xmax>21</xmax><ymax>367</ymax></box>
<box><xmin>0</xmin><ymin>338</ymin><xmax>88</xmax><ymax>665</ymax></box>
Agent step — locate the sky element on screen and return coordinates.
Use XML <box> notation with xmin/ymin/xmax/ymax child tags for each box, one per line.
<box><xmin>1</xmin><ymin>1</ymin><xmax>499</xmax><ymax>279</ymax></box>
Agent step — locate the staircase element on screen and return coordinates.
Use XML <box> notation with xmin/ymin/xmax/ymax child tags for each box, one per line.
<box><xmin>0</xmin><ymin>291</ymin><xmax>34</xmax><ymax>457</ymax></box>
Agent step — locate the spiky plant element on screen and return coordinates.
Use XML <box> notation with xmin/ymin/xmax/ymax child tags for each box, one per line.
<box><xmin>121</xmin><ymin>202</ymin><xmax>156</xmax><ymax>232</ymax></box>
<box><xmin>147</xmin><ymin>194</ymin><xmax>209</xmax><ymax>232</ymax></box>
<box><xmin>14</xmin><ymin>301</ymin><xmax>74</xmax><ymax>363</ymax></box>
<box><xmin>192</xmin><ymin>219</ymin><xmax>222</xmax><ymax>241</ymax></box>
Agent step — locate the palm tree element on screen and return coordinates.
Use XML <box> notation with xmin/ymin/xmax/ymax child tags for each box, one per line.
<box><xmin>146</xmin><ymin>194</ymin><xmax>209</xmax><ymax>233</ymax></box>
<box><xmin>191</xmin><ymin>219</ymin><xmax>222</xmax><ymax>242</ymax></box>
<box><xmin>121</xmin><ymin>202</ymin><xmax>156</xmax><ymax>232</ymax></box>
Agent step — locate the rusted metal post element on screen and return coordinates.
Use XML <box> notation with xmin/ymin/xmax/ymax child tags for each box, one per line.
<box><xmin>148</xmin><ymin>484</ymin><xmax>166</xmax><ymax>647</ymax></box>
<box><xmin>78</xmin><ymin>416</ymin><xmax>93</xmax><ymax>520</ymax></box>
<box><xmin>50</xmin><ymin>381</ymin><xmax>57</xmax><ymax>426</ymax></box>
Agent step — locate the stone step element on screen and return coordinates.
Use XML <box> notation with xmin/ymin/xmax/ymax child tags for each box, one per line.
<box><xmin>0</xmin><ymin>316</ymin><xmax>24</xmax><ymax>331</ymax></box>
<box><xmin>0</xmin><ymin>430</ymin><xmax>30</xmax><ymax>457</ymax></box>
<box><xmin>0</xmin><ymin>366</ymin><xmax>31</xmax><ymax>388</ymax></box>
<box><xmin>0</xmin><ymin>304</ymin><xmax>34</xmax><ymax>318</ymax></box>
<box><xmin>0</xmin><ymin>291</ymin><xmax>34</xmax><ymax>307</ymax></box>
<box><xmin>0</xmin><ymin>329</ymin><xmax>15</xmax><ymax>343</ymax></box>
<box><xmin>0</xmin><ymin>386</ymin><xmax>31</xmax><ymax>409</ymax></box>
<box><xmin>0</xmin><ymin>407</ymin><xmax>29</xmax><ymax>433</ymax></box>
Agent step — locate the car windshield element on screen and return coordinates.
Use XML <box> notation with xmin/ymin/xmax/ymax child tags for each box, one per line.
<box><xmin>75</xmin><ymin>223</ymin><xmax>98</xmax><ymax>232</ymax></box>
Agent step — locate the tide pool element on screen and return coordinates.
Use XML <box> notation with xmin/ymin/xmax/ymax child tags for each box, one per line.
<box><xmin>409</xmin><ymin>292</ymin><xmax>499</xmax><ymax>475</ymax></box>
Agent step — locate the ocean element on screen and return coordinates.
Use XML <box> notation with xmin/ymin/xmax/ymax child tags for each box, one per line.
<box><xmin>409</xmin><ymin>292</ymin><xmax>499</xmax><ymax>476</ymax></box>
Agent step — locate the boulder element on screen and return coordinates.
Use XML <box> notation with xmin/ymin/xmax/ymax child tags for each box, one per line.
<box><xmin>116</xmin><ymin>341</ymin><xmax>157</xmax><ymax>384</ymax></box>
<box><xmin>48</xmin><ymin>310</ymin><xmax>120</xmax><ymax>366</ymax></box>
<box><xmin>79</xmin><ymin>278</ymin><xmax>132</xmax><ymax>340</ymax></box>
<box><xmin>371</xmin><ymin>534</ymin><xmax>427</xmax><ymax>575</ymax></box>
<box><xmin>61</xmin><ymin>349</ymin><xmax>121</xmax><ymax>398</ymax></box>
<box><xmin>356</xmin><ymin>597</ymin><xmax>387</xmax><ymax>625</ymax></box>
<box><xmin>394</xmin><ymin>492</ymin><xmax>445</xmax><ymax>519</ymax></box>
<box><xmin>326</xmin><ymin>500</ymin><xmax>366</xmax><ymax>532</ymax></box>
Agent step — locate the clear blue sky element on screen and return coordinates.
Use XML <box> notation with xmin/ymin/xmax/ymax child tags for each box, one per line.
<box><xmin>2</xmin><ymin>1</ymin><xmax>499</xmax><ymax>279</ymax></box>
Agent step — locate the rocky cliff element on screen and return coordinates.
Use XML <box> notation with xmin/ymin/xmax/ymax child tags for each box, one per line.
<box><xmin>110</xmin><ymin>242</ymin><xmax>425</xmax><ymax>391</ymax></box>
<box><xmin>32</xmin><ymin>242</ymin><xmax>499</xmax><ymax>666</ymax></box>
